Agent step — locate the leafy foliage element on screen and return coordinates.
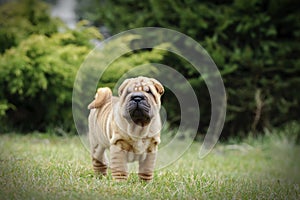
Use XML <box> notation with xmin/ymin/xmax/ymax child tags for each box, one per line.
<box><xmin>77</xmin><ymin>0</ymin><xmax>300</xmax><ymax>137</ymax></box>
<box><xmin>0</xmin><ymin>0</ymin><xmax>60</xmax><ymax>53</ymax></box>
<box><xmin>1</xmin><ymin>0</ymin><xmax>299</xmax><ymax>136</ymax></box>
<box><xmin>0</xmin><ymin>0</ymin><xmax>102</xmax><ymax>132</ymax></box>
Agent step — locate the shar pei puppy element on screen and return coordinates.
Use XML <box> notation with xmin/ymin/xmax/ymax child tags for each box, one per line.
<box><xmin>88</xmin><ymin>76</ymin><xmax>164</xmax><ymax>181</ymax></box>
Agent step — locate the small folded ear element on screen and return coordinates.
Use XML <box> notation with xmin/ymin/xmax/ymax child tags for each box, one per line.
<box><xmin>88</xmin><ymin>87</ymin><xmax>112</xmax><ymax>109</ymax></box>
<box><xmin>118</xmin><ymin>78</ymin><xmax>132</xmax><ymax>96</ymax></box>
<box><xmin>151</xmin><ymin>79</ymin><xmax>164</xmax><ymax>95</ymax></box>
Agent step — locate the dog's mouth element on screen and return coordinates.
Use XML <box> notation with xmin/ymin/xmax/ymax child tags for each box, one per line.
<box><xmin>126</xmin><ymin>94</ymin><xmax>151</xmax><ymax>126</ymax></box>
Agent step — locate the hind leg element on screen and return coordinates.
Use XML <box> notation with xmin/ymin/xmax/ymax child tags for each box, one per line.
<box><xmin>91</xmin><ymin>144</ymin><xmax>108</xmax><ymax>175</ymax></box>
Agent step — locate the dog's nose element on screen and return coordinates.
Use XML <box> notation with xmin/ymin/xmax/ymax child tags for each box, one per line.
<box><xmin>131</xmin><ymin>93</ymin><xmax>145</xmax><ymax>102</ymax></box>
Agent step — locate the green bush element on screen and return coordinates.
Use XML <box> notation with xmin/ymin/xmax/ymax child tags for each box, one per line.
<box><xmin>1</xmin><ymin>0</ymin><xmax>299</xmax><ymax>138</ymax></box>
<box><xmin>0</xmin><ymin>0</ymin><xmax>102</xmax><ymax>132</ymax></box>
<box><xmin>77</xmin><ymin>0</ymin><xmax>300</xmax><ymax>137</ymax></box>
<box><xmin>0</xmin><ymin>0</ymin><xmax>60</xmax><ymax>53</ymax></box>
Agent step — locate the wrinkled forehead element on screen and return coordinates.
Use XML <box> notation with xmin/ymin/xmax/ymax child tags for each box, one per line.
<box><xmin>127</xmin><ymin>78</ymin><xmax>153</xmax><ymax>93</ymax></box>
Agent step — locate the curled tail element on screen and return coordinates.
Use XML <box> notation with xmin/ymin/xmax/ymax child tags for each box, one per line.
<box><xmin>88</xmin><ymin>87</ymin><xmax>112</xmax><ymax>109</ymax></box>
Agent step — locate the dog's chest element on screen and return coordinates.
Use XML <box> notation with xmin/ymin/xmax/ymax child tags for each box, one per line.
<box><xmin>125</xmin><ymin>138</ymin><xmax>149</xmax><ymax>162</ymax></box>
<box><xmin>132</xmin><ymin>138</ymin><xmax>150</xmax><ymax>154</ymax></box>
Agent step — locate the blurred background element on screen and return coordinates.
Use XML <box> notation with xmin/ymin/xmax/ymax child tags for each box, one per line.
<box><xmin>0</xmin><ymin>0</ymin><xmax>299</xmax><ymax>140</ymax></box>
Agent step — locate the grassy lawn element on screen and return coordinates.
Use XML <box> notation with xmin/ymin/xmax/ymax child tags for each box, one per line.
<box><xmin>0</xmin><ymin>131</ymin><xmax>299</xmax><ymax>199</ymax></box>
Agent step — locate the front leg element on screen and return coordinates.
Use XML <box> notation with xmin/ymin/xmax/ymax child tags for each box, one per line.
<box><xmin>138</xmin><ymin>152</ymin><xmax>157</xmax><ymax>181</ymax></box>
<box><xmin>110</xmin><ymin>144</ymin><xmax>128</xmax><ymax>181</ymax></box>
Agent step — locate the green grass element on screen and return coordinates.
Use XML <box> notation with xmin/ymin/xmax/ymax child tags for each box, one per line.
<box><xmin>0</xmin><ymin>131</ymin><xmax>299</xmax><ymax>199</ymax></box>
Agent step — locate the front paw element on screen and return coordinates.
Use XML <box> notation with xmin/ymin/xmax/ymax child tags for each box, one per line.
<box><xmin>138</xmin><ymin>152</ymin><xmax>157</xmax><ymax>181</ymax></box>
<box><xmin>110</xmin><ymin>144</ymin><xmax>129</xmax><ymax>181</ymax></box>
<box><xmin>138</xmin><ymin>172</ymin><xmax>153</xmax><ymax>181</ymax></box>
<box><xmin>111</xmin><ymin>169</ymin><xmax>128</xmax><ymax>181</ymax></box>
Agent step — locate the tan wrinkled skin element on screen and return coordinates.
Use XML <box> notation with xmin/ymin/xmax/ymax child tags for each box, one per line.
<box><xmin>88</xmin><ymin>77</ymin><xmax>164</xmax><ymax>181</ymax></box>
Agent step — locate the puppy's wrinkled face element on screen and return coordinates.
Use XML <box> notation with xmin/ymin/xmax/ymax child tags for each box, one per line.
<box><xmin>118</xmin><ymin>77</ymin><xmax>164</xmax><ymax>127</ymax></box>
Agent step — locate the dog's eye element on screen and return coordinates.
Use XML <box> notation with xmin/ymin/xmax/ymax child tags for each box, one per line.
<box><xmin>127</xmin><ymin>88</ymin><xmax>133</xmax><ymax>94</ymax></box>
<box><xmin>146</xmin><ymin>90</ymin><xmax>153</xmax><ymax>95</ymax></box>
